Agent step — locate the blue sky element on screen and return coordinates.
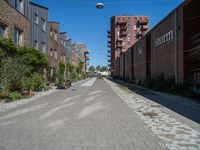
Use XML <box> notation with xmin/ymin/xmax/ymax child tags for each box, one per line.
<box><xmin>32</xmin><ymin>0</ymin><xmax>183</xmax><ymax>67</ymax></box>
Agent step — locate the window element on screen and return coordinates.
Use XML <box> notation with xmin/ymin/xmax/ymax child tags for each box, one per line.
<box><xmin>34</xmin><ymin>40</ymin><xmax>39</xmax><ymax>49</ymax></box>
<box><xmin>15</xmin><ymin>0</ymin><xmax>24</xmax><ymax>14</ymax></box>
<box><xmin>0</xmin><ymin>24</ymin><xmax>5</xmax><ymax>37</ymax></box>
<box><xmin>54</xmin><ymin>31</ymin><xmax>58</xmax><ymax>41</ymax></box>
<box><xmin>41</xmin><ymin>18</ymin><xmax>46</xmax><ymax>32</ymax></box>
<box><xmin>54</xmin><ymin>49</ymin><xmax>58</xmax><ymax>59</ymax></box>
<box><xmin>50</xmin><ymin>49</ymin><xmax>53</xmax><ymax>57</ymax></box>
<box><xmin>14</xmin><ymin>27</ymin><xmax>22</xmax><ymax>46</ymax></box>
<box><xmin>34</xmin><ymin>13</ymin><xmax>39</xmax><ymax>25</ymax></box>
<box><xmin>41</xmin><ymin>42</ymin><xmax>46</xmax><ymax>54</ymax></box>
<box><xmin>50</xmin><ymin>28</ymin><xmax>53</xmax><ymax>36</ymax></box>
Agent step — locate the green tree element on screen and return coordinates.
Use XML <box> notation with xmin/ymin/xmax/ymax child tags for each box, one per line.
<box><xmin>100</xmin><ymin>66</ymin><xmax>108</xmax><ymax>72</ymax></box>
<box><xmin>96</xmin><ymin>65</ymin><xmax>101</xmax><ymax>72</ymax></box>
<box><xmin>88</xmin><ymin>66</ymin><xmax>95</xmax><ymax>72</ymax></box>
<box><xmin>76</xmin><ymin>61</ymin><xmax>84</xmax><ymax>79</ymax></box>
<box><xmin>58</xmin><ymin>61</ymin><xmax>66</xmax><ymax>85</ymax></box>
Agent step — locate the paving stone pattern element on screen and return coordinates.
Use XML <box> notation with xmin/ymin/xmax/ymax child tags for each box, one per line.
<box><xmin>104</xmin><ymin>79</ymin><xmax>200</xmax><ymax>150</ymax></box>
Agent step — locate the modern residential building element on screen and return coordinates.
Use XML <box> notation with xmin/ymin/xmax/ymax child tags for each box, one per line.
<box><xmin>0</xmin><ymin>0</ymin><xmax>29</xmax><ymax>46</ymax></box>
<box><xmin>48</xmin><ymin>21</ymin><xmax>62</xmax><ymax>76</ymax></box>
<box><xmin>29</xmin><ymin>2</ymin><xmax>48</xmax><ymax>54</ymax></box>
<box><xmin>71</xmin><ymin>43</ymin><xmax>90</xmax><ymax>73</ymax></box>
<box><xmin>114</xmin><ymin>0</ymin><xmax>200</xmax><ymax>85</ymax></box>
<box><xmin>108</xmin><ymin>15</ymin><xmax>149</xmax><ymax>77</ymax></box>
<box><xmin>59</xmin><ymin>32</ymin><xmax>67</xmax><ymax>63</ymax></box>
<box><xmin>66</xmin><ymin>38</ymin><xmax>72</xmax><ymax>64</ymax></box>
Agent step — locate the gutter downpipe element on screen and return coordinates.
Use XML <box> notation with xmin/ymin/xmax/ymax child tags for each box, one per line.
<box><xmin>175</xmin><ymin>10</ymin><xmax>179</xmax><ymax>84</ymax></box>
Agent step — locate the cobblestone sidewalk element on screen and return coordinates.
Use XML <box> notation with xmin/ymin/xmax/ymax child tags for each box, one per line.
<box><xmin>104</xmin><ymin>79</ymin><xmax>200</xmax><ymax>150</ymax></box>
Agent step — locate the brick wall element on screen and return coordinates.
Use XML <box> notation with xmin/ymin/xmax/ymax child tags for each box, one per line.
<box><xmin>0</xmin><ymin>0</ymin><xmax>29</xmax><ymax>46</ymax></box>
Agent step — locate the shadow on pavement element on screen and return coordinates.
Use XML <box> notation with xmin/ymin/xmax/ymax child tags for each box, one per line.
<box><xmin>109</xmin><ymin>78</ymin><xmax>200</xmax><ymax>124</ymax></box>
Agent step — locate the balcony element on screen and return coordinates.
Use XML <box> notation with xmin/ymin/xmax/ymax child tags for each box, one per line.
<box><xmin>107</xmin><ymin>31</ymin><xmax>111</xmax><ymax>34</ymax></box>
<box><xmin>116</xmin><ymin>21</ymin><xmax>127</xmax><ymax>26</ymax></box>
<box><xmin>107</xmin><ymin>54</ymin><xmax>111</xmax><ymax>57</ymax></box>
<box><xmin>108</xmin><ymin>40</ymin><xmax>111</xmax><ymax>44</ymax></box>
<box><xmin>108</xmin><ymin>50</ymin><xmax>111</xmax><ymax>53</ymax></box>
<box><xmin>108</xmin><ymin>59</ymin><xmax>111</xmax><ymax>62</ymax></box>
<box><xmin>116</xmin><ymin>43</ymin><xmax>123</xmax><ymax>48</ymax></box>
<box><xmin>120</xmin><ymin>31</ymin><xmax>127</xmax><ymax>37</ymax></box>
<box><xmin>107</xmin><ymin>44</ymin><xmax>111</xmax><ymax>48</ymax></box>
<box><xmin>85</xmin><ymin>56</ymin><xmax>90</xmax><ymax>60</ymax></box>
<box><xmin>84</xmin><ymin>50</ymin><xmax>90</xmax><ymax>54</ymax></box>
<box><xmin>120</xmin><ymin>26</ymin><xmax>127</xmax><ymax>31</ymax></box>
<box><xmin>117</xmin><ymin>37</ymin><xmax>123</xmax><ymax>42</ymax></box>
<box><xmin>137</xmin><ymin>19</ymin><xmax>148</xmax><ymax>25</ymax></box>
<box><xmin>142</xmin><ymin>25</ymin><xmax>149</xmax><ymax>30</ymax></box>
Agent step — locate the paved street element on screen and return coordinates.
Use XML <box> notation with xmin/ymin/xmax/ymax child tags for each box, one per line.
<box><xmin>0</xmin><ymin>78</ymin><xmax>200</xmax><ymax>150</ymax></box>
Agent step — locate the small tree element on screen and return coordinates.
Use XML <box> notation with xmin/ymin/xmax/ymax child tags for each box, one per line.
<box><xmin>96</xmin><ymin>65</ymin><xmax>101</xmax><ymax>72</ymax></box>
<box><xmin>100</xmin><ymin>66</ymin><xmax>107</xmax><ymax>72</ymax></box>
<box><xmin>58</xmin><ymin>61</ymin><xmax>66</xmax><ymax>85</ymax></box>
<box><xmin>88</xmin><ymin>66</ymin><xmax>95</xmax><ymax>73</ymax></box>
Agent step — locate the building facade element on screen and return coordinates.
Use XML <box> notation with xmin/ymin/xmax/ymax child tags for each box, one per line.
<box><xmin>108</xmin><ymin>15</ymin><xmax>149</xmax><ymax>77</ymax></box>
<box><xmin>114</xmin><ymin>0</ymin><xmax>200</xmax><ymax>85</ymax></box>
<box><xmin>0</xmin><ymin>0</ymin><xmax>29</xmax><ymax>46</ymax></box>
<box><xmin>48</xmin><ymin>21</ymin><xmax>61</xmax><ymax>74</ymax></box>
<box><xmin>71</xmin><ymin>43</ymin><xmax>90</xmax><ymax>73</ymax></box>
<box><xmin>59</xmin><ymin>32</ymin><xmax>67</xmax><ymax>63</ymax></box>
<box><xmin>29</xmin><ymin>2</ymin><xmax>48</xmax><ymax>54</ymax></box>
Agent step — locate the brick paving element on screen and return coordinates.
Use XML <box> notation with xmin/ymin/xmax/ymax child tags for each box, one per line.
<box><xmin>104</xmin><ymin>78</ymin><xmax>200</xmax><ymax>150</ymax></box>
<box><xmin>0</xmin><ymin>78</ymin><xmax>167</xmax><ymax>150</ymax></box>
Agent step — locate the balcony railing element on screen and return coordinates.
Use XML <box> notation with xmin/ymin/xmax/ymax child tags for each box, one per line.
<box><xmin>117</xmin><ymin>37</ymin><xmax>123</xmax><ymax>42</ymax></box>
<box><xmin>116</xmin><ymin>21</ymin><xmax>127</xmax><ymax>26</ymax></box>
<box><xmin>137</xmin><ymin>19</ymin><xmax>148</xmax><ymax>25</ymax></box>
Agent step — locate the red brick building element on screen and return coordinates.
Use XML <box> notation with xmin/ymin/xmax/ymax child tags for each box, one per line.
<box><xmin>115</xmin><ymin>0</ymin><xmax>200</xmax><ymax>85</ymax></box>
<box><xmin>108</xmin><ymin>15</ymin><xmax>149</xmax><ymax>77</ymax></box>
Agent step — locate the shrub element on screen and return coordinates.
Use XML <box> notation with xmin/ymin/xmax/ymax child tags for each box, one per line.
<box><xmin>7</xmin><ymin>91</ymin><xmax>23</xmax><ymax>102</ymax></box>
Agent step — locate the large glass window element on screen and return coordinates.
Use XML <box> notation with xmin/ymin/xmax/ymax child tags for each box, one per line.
<box><xmin>41</xmin><ymin>18</ymin><xmax>46</xmax><ymax>32</ymax></box>
<box><xmin>34</xmin><ymin>40</ymin><xmax>39</xmax><ymax>49</ymax></box>
<box><xmin>15</xmin><ymin>0</ymin><xmax>24</xmax><ymax>14</ymax></box>
<box><xmin>0</xmin><ymin>24</ymin><xmax>5</xmax><ymax>37</ymax></box>
<box><xmin>41</xmin><ymin>42</ymin><xmax>46</xmax><ymax>54</ymax></box>
<box><xmin>34</xmin><ymin>13</ymin><xmax>39</xmax><ymax>25</ymax></box>
<box><xmin>14</xmin><ymin>27</ymin><xmax>22</xmax><ymax>46</ymax></box>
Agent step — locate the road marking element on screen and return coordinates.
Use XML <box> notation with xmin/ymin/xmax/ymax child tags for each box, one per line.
<box><xmin>0</xmin><ymin>103</ymin><xmax>48</xmax><ymax>121</ymax></box>
<box><xmin>81</xmin><ymin>78</ymin><xmax>96</xmax><ymax>87</ymax></box>
<box><xmin>60</xmin><ymin>95</ymin><xmax>81</xmax><ymax>104</ymax></box>
<box><xmin>40</xmin><ymin>102</ymin><xmax>75</xmax><ymax>119</ymax></box>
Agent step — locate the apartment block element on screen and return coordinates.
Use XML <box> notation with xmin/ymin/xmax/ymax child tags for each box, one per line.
<box><xmin>114</xmin><ymin>0</ymin><xmax>200</xmax><ymax>84</ymax></box>
<box><xmin>59</xmin><ymin>32</ymin><xmax>67</xmax><ymax>63</ymax></box>
<box><xmin>0</xmin><ymin>0</ymin><xmax>29</xmax><ymax>46</ymax></box>
<box><xmin>108</xmin><ymin>15</ymin><xmax>149</xmax><ymax>77</ymax></box>
<box><xmin>71</xmin><ymin>43</ymin><xmax>90</xmax><ymax>73</ymax></box>
<box><xmin>29</xmin><ymin>2</ymin><xmax>48</xmax><ymax>54</ymax></box>
<box><xmin>48</xmin><ymin>21</ymin><xmax>62</xmax><ymax>73</ymax></box>
<box><xmin>66</xmin><ymin>38</ymin><xmax>72</xmax><ymax>64</ymax></box>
